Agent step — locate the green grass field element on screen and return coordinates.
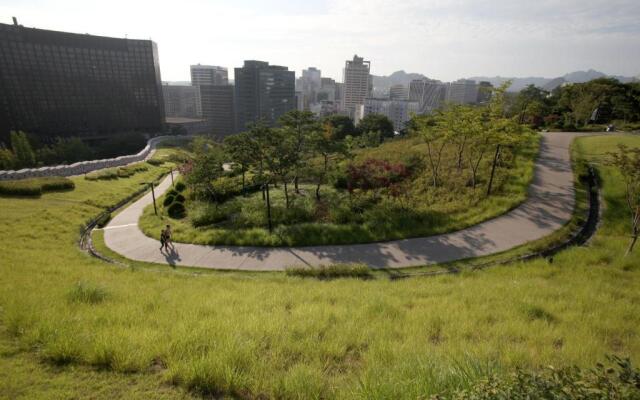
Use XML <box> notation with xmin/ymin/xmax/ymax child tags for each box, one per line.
<box><xmin>1</xmin><ymin>136</ymin><xmax>640</xmax><ymax>399</ymax></box>
<box><xmin>139</xmin><ymin>134</ymin><xmax>540</xmax><ymax>246</ymax></box>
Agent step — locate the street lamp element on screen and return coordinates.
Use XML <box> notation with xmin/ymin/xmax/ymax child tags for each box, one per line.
<box><xmin>168</xmin><ymin>168</ymin><xmax>174</xmax><ymax>186</ymax></box>
<box><xmin>140</xmin><ymin>182</ymin><xmax>157</xmax><ymax>215</ymax></box>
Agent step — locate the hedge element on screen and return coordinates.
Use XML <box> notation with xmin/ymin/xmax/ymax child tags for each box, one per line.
<box><xmin>0</xmin><ymin>177</ymin><xmax>75</xmax><ymax>197</ymax></box>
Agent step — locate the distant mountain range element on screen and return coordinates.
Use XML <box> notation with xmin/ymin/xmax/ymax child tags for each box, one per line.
<box><xmin>372</xmin><ymin>69</ymin><xmax>638</xmax><ymax>93</ymax></box>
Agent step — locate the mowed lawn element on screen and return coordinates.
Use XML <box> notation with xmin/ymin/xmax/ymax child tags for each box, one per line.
<box><xmin>0</xmin><ymin>135</ymin><xmax>639</xmax><ymax>399</ymax></box>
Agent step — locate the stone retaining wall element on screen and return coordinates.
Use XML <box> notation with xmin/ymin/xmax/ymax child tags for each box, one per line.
<box><xmin>0</xmin><ymin>135</ymin><xmax>185</xmax><ymax>181</ymax></box>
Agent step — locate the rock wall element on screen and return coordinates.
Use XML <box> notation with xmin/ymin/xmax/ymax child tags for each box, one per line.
<box><xmin>0</xmin><ymin>135</ymin><xmax>184</xmax><ymax>181</ymax></box>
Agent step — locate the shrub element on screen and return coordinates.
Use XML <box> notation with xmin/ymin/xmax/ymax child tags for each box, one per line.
<box><xmin>175</xmin><ymin>181</ymin><xmax>186</xmax><ymax>192</ymax></box>
<box><xmin>174</xmin><ymin>193</ymin><xmax>186</xmax><ymax>203</ymax></box>
<box><xmin>0</xmin><ymin>176</ymin><xmax>74</xmax><ymax>197</ymax></box>
<box><xmin>163</xmin><ymin>195</ymin><xmax>175</xmax><ymax>207</ymax></box>
<box><xmin>0</xmin><ymin>180</ymin><xmax>42</xmax><ymax>196</ymax></box>
<box><xmin>146</xmin><ymin>158</ymin><xmax>164</xmax><ymax>166</ymax></box>
<box><xmin>85</xmin><ymin>168</ymin><xmax>118</xmax><ymax>181</ymax></box>
<box><xmin>436</xmin><ymin>356</ymin><xmax>640</xmax><ymax>400</ymax></box>
<box><xmin>166</xmin><ymin>188</ymin><xmax>179</xmax><ymax>198</ymax></box>
<box><xmin>67</xmin><ymin>281</ymin><xmax>108</xmax><ymax>304</ymax></box>
<box><xmin>95</xmin><ymin>212</ymin><xmax>111</xmax><ymax>228</ymax></box>
<box><xmin>39</xmin><ymin>177</ymin><xmax>75</xmax><ymax>192</ymax></box>
<box><xmin>167</xmin><ymin>202</ymin><xmax>186</xmax><ymax>219</ymax></box>
<box><xmin>286</xmin><ymin>264</ymin><xmax>372</xmax><ymax>280</ymax></box>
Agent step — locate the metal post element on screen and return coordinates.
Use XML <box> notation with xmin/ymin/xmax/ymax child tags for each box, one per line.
<box><xmin>265</xmin><ymin>182</ymin><xmax>273</xmax><ymax>233</ymax></box>
<box><xmin>150</xmin><ymin>182</ymin><xmax>157</xmax><ymax>215</ymax></box>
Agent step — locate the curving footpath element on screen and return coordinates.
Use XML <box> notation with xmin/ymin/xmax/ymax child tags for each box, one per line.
<box><xmin>103</xmin><ymin>132</ymin><xmax>580</xmax><ymax>271</ymax></box>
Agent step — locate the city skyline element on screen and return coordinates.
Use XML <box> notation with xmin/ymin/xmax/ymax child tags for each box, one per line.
<box><xmin>2</xmin><ymin>0</ymin><xmax>639</xmax><ymax>83</ymax></box>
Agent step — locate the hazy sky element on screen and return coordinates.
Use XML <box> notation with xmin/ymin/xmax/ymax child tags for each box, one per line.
<box><xmin>2</xmin><ymin>0</ymin><xmax>639</xmax><ymax>82</ymax></box>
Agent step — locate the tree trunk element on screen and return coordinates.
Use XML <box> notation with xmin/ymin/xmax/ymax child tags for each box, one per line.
<box><xmin>626</xmin><ymin>235</ymin><xmax>638</xmax><ymax>256</ymax></box>
<box><xmin>242</xmin><ymin>169</ymin><xmax>246</xmax><ymax>196</ymax></box>
<box><xmin>265</xmin><ymin>183</ymin><xmax>273</xmax><ymax>233</ymax></box>
<box><xmin>283</xmin><ymin>181</ymin><xmax>290</xmax><ymax>208</ymax></box>
<box><xmin>487</xmin><ymin>145</ymin><xmax>501</xmax><ymax>196</ymax></box>
<box><xmin>315</xmin><ymin>183</ymin><xmax>321</xmax><ymax>200</ymax></box>
<box><xmin>294</xmin><ymin>175</ymin><xmax>299</xmax><ymax>194</ymax></box>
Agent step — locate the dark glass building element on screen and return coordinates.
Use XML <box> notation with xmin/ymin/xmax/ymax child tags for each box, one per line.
<box><xmin>199</xmin><ymin>84</ymin><xmax>235</xmax><ymax>137</ymax></box>
<box><xmin>0</xmin><ymin>21</ymin><xmax>164</xmax><ymax>143</ymax></box>
<box><xmin>234</xmin><ymin>60</ymin><xmax>295</xmax><ymax>131</ymax></box>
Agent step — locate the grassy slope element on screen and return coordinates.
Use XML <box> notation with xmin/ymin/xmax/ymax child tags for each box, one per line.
<box><xmin>0</xmin><ymin>136</ymin><xmax>639</xmax><ymax>398</ymax></box>
<box><xmin>139</xmin><ymin>134</ymin><xmax>540</xmax><ymax>246</ymax></box>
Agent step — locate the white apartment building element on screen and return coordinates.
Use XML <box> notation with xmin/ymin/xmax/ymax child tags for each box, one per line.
<box><xmin>190</xmin><ymin>64</ymin><xmax>228</xmax><ymax>86</ymax></box>
<box><xmin>409</xmin><ymin>79</ymin><xmax>448</xmax><ymax>114</ymax></box>
<box><xmin>342</xmin><ymin>55</ymin><xmax>372</xmax><ymax>118</ymax></box>
<box><xmin>446</xmin><ymin>79</ymin><xmax>479</xmax><ymax>105</ymax></box>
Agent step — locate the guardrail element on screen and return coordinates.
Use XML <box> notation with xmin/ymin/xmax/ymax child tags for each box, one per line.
<box><xmin>0</xmin><ymin>135</ymin><xmax>188</xmax><ymax>181</ymax></box>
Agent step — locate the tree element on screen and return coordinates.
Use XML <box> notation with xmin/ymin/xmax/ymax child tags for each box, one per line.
<box><xmin>183</xmin><ymin>143</ymin><xmax>225</xmax><ymax>203</ymax></box>
<box><xmin>357</xmin><ymin>113</ymin><xmax>395</xmax><ymax>140</ymax></box>
<box><xmin>262</xmin><ymin>127</ymin><xmax>299</xmax><ymax>208</ymax></box>
<box><xmin>483</xmin><ymin>82</ymin><xmax>530</xmax><ymax>196</ymax></box>
<box><xmin>608</xmin><ymin>144</ymin><xmax>640</xmax><ymax>255</ymax></box>
<box><xmin>0</xmin><ymin>146</ymin><xmax>15</xmax><ymax>170</ymax></box>
<box><xmin>309</xmin><ymin>122</ymin><xmax>347</xmax><ymax>200</ymax></box>
<box><xmin>514</xmin><ymin>84</ymin><xmax>549</xmax><ymax>126</ymax></box>
<box><xmin>10</xmin><ymin>131</ymin><xmax>36</xmax><ymax>168</ymax></box>
<box><xmin>414</xmin><ymin>113</ymin><xmax>451</xmax><ymax>187</ymax></box>
<box><xmin>278</xmin><ymin>110</ymin><xmax>319</xmax><ymax>193</ymax></box>
<box><xmin>323</xmin><ymin>114</ymin><xmax>356</xmax><ymax>139</ymax></box>
<box><xmin>224</xmin><ymin>131</ymin><xmax>257</xmax><ymax>193</ymax></box>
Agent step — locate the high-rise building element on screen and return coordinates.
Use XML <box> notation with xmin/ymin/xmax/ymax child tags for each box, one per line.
<box><xmin>234</xmin><ymin>60</ymin><xmax>295</xmax><ymax>130</ymax></box>
<box><xmin>409</xmin><ymin>79</ymin><xmax>447</xmax><ymax>114</ymax></box>
<box><xmin>446</xmin><ymin>79</ymin><xmax>479</xmax><ymax>105</ymax></box>
<box><xmin>389</xmin><ymin>84</ymin><xmax>408</xmax><ymax>100</ymax></box>
<box><xmin>342</xmin><ymin>55</ymin><xmax>372</xmax><ymax>118</ymax></box>
<box><xmin>0</xmin><ymin>21</ymin><xmax>164</xmax><ymax>142</ymax></box>
<box><xmin>162</xmin><ymin>84</ymin><xmax>202</xmax><ymax>119</ymax></box>
<box><xmin>316</xmin><ymin>78</ymin><xmax>337</xmax><ymax>102</ymax></box>
<box><xmin>299</xmin><ymin>67</ymin><xmax>322</xmax><ymax>108</ymax></box>
<box><xmin>190</xmin><ymin>64</ymin><xmax>234</xmax><ymax>137</ymax></box>
<box><xmin>190</xmin><ymin>64</ymin><xmax>228</xmax><ymax>86</ymax></box>
<box><xmin>364</xmin><ymin>98</ymin><xmax>420</xmax><ymax>132</ymax></box>
<box><xmin>199</xmin><ymin>85</ymin><xmax>234</xmax><ymax>137</ymax></box>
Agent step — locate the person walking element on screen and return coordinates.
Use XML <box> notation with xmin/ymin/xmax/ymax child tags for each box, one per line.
<box><xmin>163</xmin><ymin>224</ymin><xmax>173</xmax><ymax>251</ymax></box>
<box><xmin>159</xmin><ymin>227</ymin><xmax>167</xmax><ymax>251</ymax></box>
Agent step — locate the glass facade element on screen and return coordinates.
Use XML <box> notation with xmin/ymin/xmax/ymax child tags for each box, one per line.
<box><xmin>0</xmin><ymin>23</ymin><xmax>164</xmax><ymax>143</ymax></box>
<box><xmin>234</xmin><ymin>60</ymin><xmax>295</xmax><ymax>131</ymax></box>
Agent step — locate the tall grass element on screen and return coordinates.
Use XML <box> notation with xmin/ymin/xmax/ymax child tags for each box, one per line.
<box><xmin>0</xmin><ymin>137</ymin><xmax>639</xmax><ymax>398</ymax></box>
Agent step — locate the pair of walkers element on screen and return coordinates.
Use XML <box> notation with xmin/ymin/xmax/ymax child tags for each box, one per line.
<box><xmin>160</xmin><ymin>224</ymin><xmax>173</xmax><ymax>252</ymax></box>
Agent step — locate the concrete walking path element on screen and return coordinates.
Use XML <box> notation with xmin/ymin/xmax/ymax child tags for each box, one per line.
<box><xmin>104</xmin><ymin>132</ymin><xmax>579</xmax><ymax>271</ymax></box>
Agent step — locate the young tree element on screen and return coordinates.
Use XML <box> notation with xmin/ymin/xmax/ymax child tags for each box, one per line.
<box><xmin>278</xmin><ymin>110</ymin><xmax>319</xmax><ymax>193</ymax></box>
<box><xmin>309</xmin><ymin>122</ymin><xmax>347</xmax><ymax>200</ymax></box>
<box><xmin>414</xmin><ymin>113</ymin><xmax>450</xmax><ymax>187</ymax></box>
<box><xmin>608</xmin><ymin>145</ymin><xmax>640</xmax><ymax>255</ymax></box>
<box><xmin>262</xmin><ymin>127</ymin><xmax>299</xmax><ymax>208</ymax></box>
<box><xmin>484</xmin><ymin>82</ymin><xmax>530</xmax><ymax>196</ymax></box>
<box><xmin>223</xmin><ymin>131</ymin><xmax>257</xmax><ymax>192</ymax></box>
<box><xmin>184</xmin><ymin>143</ymin><xmax>225</xmax><ymax>202</ymax></box>
<box><xmin>10</xmin><ymin>131</ymin><xmax>36</xmax><ymax>168</ymax></box>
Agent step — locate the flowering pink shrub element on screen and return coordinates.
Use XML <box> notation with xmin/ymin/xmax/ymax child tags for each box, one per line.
<box><xmin>347</xmin><ymin>159</ymin><xmax>410</xmax><ymax>197</ymax></box>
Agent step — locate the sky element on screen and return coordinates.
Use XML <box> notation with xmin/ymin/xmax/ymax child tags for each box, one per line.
<box><xmin>1</xmin><ymin>0</ymin><xmax>639</xmax><ymax>82</ymax></box>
